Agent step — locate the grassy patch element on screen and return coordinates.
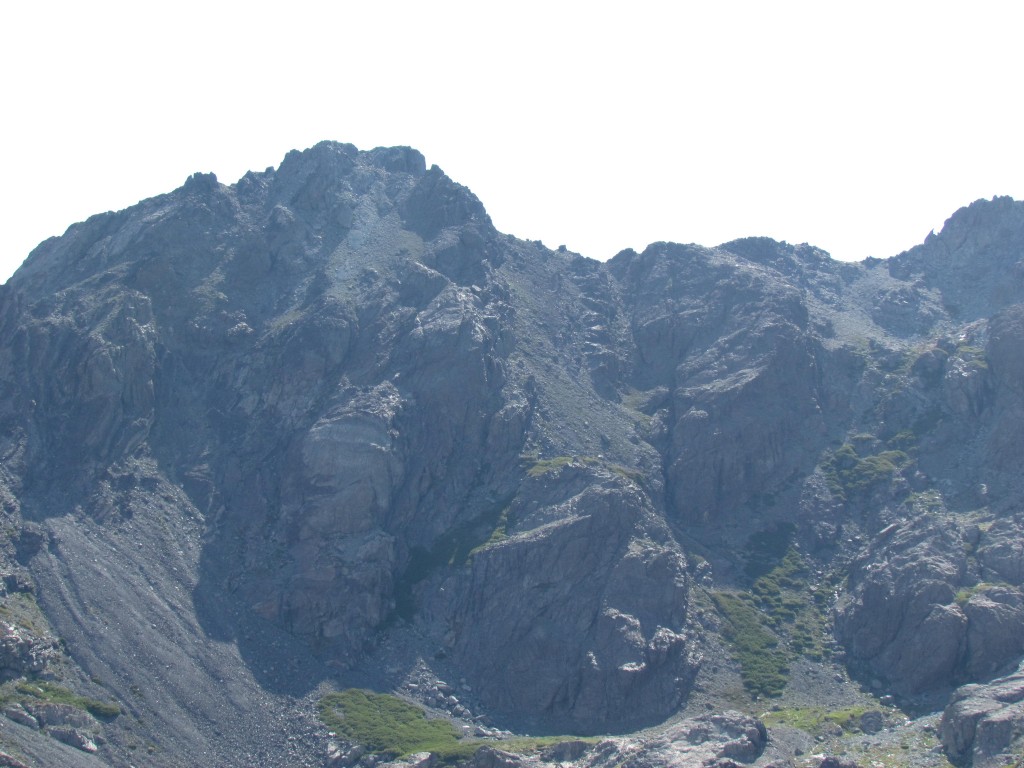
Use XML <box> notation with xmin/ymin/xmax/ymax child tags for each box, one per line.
<box><xmin>500</xmin><ymin>735</ymin><xmax>601</xmax><ymax>755</ymax></box>
<box><xmin>318</xmin><ymin>689</ymin><xmax>476</xmax><ymax>763</ymax></box>
<box><xmin>712</xmin><ymin>527</ymin><xmax>836</xmax><ymax>698</ymax></box>
<box><xmin>763</xmin><ymin>706</ymin><xmax>872</xmax><ymax>735</ymax></box>
<box><xmin>955</xmin><ymin>344</ymin><xmax>989</xmax><ymax>370</ymax></box>
<box><xmin>315</xmin><ymin>692</ymin><xmax>598</xmax><ymax>765</ymax></box>
<box><xmin>749</xmin><ymin>548</ymin><xmax>817</xmax><ymax>634</ymax></box>
<box><xmin>909</xmin><ymin>489</ymin><xmax>945</xmax><ymax>512</ymax></box>
<box><xmin>844</xmin><ymin>452</ymin><xmax>908</xmax><ymax>494</ymax></box>
<box><xmin>0</xmin><ymin>593</ymin><xmax>49</xmax><ymax>637</ymax></box>
<box><xmin>823</xmin><ymin>444</ymin><xmax>912</xmax><ymax>500</ymax></box>
<box><xmin>317</xmin><ymin>690</ymin><xmax>595</xmax><ymax>764</ymax></box>
<box><xmin>886</xmin><ymin>430</ymin><xmax>918</xmax><ymax>452</ymax></box>
<box><xmin>954</xmin><ymin>581</ymin><xmax>1011</xmax><ymax>605</ymax></box>
<box><xmin>608</xmin><ymin>464</ymin><xmax>644</xmax><ymax>483</ymax></box>
<box><xmin>467</xmin><ymin>508</ymin><xmax>509</xmax><ymax>557</ymax></box>
<box><xmin>752</xmin><ymin>547</ymin><xmax>832</xmax><ymax>664</ymax></box>
<box><xmin>711</xmin><ymin>592</ymin><xmax>789</xmax><ymax>698</ymax></box>
<box><xmin>11</xmin><ymin>680</ymin><xmax>120</xmax><ymax>719</ymax></box>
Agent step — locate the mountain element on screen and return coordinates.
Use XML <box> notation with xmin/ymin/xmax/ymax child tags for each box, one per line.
<box><xmin>1</xmin><ymin>141</ymin><xmax>1023</xmax><ymax>768</ymax></box>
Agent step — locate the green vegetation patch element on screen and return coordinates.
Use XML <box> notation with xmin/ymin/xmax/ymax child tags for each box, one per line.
<box><xmin>608</xmin><ymin>464</ymin><xmax>644</xmax><ymax>483</ymax></box>
<box><xmin>767</xmin><ymin>707</ymin><xmax>955</xmax><ymax>768</ymax></box>
<box><xmin>11</xmin><ymin>680</ymin><xmax>120</xmax><ymax>719</ymax></box>
<box><xmin>909</xmin><ymin>489</ymin><xmax>945</xmax><ymax>512</ymax></box>
<box><xmin>318</xmin><ymin>689</ymin><xmax>477</xmax><ymax>763</ymax></box>
<box><xmin>955</xmin><ymin>344</ymin><xmax>989</xmax><ymax>370</ymax></box>
<box><xmin>763</xmin><ymin>706</ymin><xmax>872</xmax><ymax>734</ymax></box>
<box><xmin>317</xmin><ymin>690</ymin><xmax>596</xmax><ymax>763</ymax></box>
<box><xmin>711</xmin><ymin>592</ymin><xmax>790</xmax><ymax>698</ymax></box>
<box><xmin>751</xmin><ymin>549</ymin><xmax>810</xmax><ymax>626</ymax></box>
<box><xmin>751</xmin><ymin>545</ymin><xmax>833</xmax><ymax>664</ymax></box>
<box><xmin>955</xmin><ymin>581</ymin><xmax>1011</xmax><ymax>605</ymax></box>
<box><xmin>886</xmin><ymin>430</ymin><xmax>918</xmax><ymax>452</ymax></box>
<box><xmin>845</xmin><ymin>452</ymin><xmax>909</xmax><ymax>494</ymax></box>
<box><xmin>500</xmin><ymin>735</ymin><xmax>600</xmax><ymax>753</ymax></box>
<box><xmin>823</xmin><ymin>444</ymin><xmax>912</xmax><ymax>500</ymax></box>
<box><xmin>468</xmin><ymin>508</ymin><xmax>509</xmax><ymax>554</ymax></box>
<box><xmin>712</xmin><ymin>527</ymin><xmax>837</xmax><ymax>699</ymax></box>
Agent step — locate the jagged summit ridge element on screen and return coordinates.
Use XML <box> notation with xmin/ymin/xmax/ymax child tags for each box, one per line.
<box><xmin>1</xmin><ymin>142</ymin><xmax>1023</xmax><ymax>767</ymax></box>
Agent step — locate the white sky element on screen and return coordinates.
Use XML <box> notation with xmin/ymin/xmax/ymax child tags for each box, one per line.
<box><xmin>2</xmin><ymin>1</ymin><xmax>1023</xmax><ymax>284</ymax></box>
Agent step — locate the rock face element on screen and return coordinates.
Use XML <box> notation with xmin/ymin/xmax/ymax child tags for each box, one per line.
<box><xmin>431</xmin><ymin>477</ymin><xmax>697</xmax><ymax>733</ymax></box>
<box><xmin>835</xmin><ymin>514</ymin><xmax>1024</xmax><ymax>697</ymax></box>
<box><xmin>1</xmin><ymin>141</ymin><xmax>1024</xmax><ymax>765</ymax></box>
<box><xmin>609</xmin><ymin>241</ymin><xmax>829</xmax><ymax>525</ymax></box>
<box><xmin>940</xmin><ymin>663</ymin><xmax>1024</xmax><ymax>767</ymax></box>
<box><xmin>0</xmin><ymin>622</ymin><xmax>56</xmax><ymax>679</ymax></box>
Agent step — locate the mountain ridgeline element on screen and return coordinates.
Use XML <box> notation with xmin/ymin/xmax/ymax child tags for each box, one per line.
<box><xmin>1</xmin><ymin>141</ymin><xmax>1023</xmax><ymax>767</ymax></box>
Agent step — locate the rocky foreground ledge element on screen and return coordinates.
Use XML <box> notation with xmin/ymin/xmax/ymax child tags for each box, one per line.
<box><xmin>942</xmin><ymin>663</ymin><xmax>1024</xmax><ymax>768</ymax></box>
<box><xmin>327</xmin><ymin>711</ymin><xmax>767</xmax><ymax>768</ymax></box>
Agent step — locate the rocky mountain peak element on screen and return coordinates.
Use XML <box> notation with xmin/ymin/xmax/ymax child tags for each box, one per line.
<box><xmin>888</xmin><ymin>196</ymin><xmax>1024</xmax><ymax>321</ymax></box>
<box><xmin>1</xmin><ymin>144</ymin><xmax>1024</xmax><ymax>767</ymax></box>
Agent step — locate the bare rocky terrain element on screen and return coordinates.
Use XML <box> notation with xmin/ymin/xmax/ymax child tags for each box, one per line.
<box><xmin>0</xmin><ymin>141</ymin><xmax>1023</xmax><ymax>767</ymax></box>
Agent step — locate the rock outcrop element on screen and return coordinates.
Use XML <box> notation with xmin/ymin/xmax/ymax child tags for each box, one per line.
<box><xmin>431</xmin><ymin>474</ymin><xmax>698</xmax><ymax>733</ymax></box>
<box><xmin>835</xmin><ymin>499</ymin><xmax>1024</xmax><ymax>700</ymax></box>
<box><xmin>357</xmin><ymin>711</ymin><xmax>767</xmax><ymax>768</ymax></box>
<box><xmin>941</xmin><ymin>663</ymin><xmax>1024</xmax><ymax>767</ymax></box>
<box><xmin>0</xmin><ymin>622</ymin><xmax>56</xmax><ymax>680</ymax></box>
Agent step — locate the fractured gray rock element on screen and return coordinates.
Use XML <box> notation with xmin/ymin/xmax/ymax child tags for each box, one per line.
<box><xmin>46</xmin><ymin>725</ymin><xmax>99</xmax><ymax>753</ymax></box>
<box><xmin>940</xmin><ymin>664</ymin><xmax>1024</xmax><ymax>767</ymax></box>
<box><xmin>430</xmin><ymin>476</ymin><xmax>698</xmax><ymax>734</ymax></box>
<box><xmin>0</xmin><ymin>621</ymin><xmax>56</xmax><ymax>678</ymax></box>
<box><xmin>835</xmin><ymin>513</ymin><xmax>1024</xmax><ymax>698</ymax></box>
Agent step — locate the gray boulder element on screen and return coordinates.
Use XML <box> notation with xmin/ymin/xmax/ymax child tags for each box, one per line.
<box><xmin>46</xmin><ymin>725</ymin><xmax>99</xmax><ymax>753</ymax></box>
<box><xmin>940</xmin><ymin>665</ymin><xmax>1024</xmax><ymax>767</ymax></box>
